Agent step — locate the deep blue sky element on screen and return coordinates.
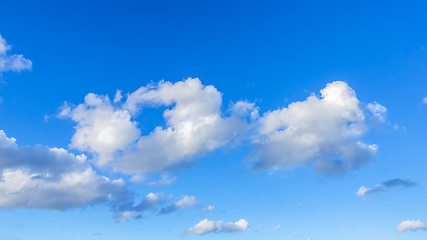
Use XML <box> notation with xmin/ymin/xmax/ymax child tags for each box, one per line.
<box><xmin>0</xmin><ymin>1</ymin><xmax>427</xmax><ymax>239</ymax></box>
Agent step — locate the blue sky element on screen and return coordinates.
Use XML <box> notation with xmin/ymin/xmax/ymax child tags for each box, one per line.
<box><xmin>1</xmin><ymin>0</ymin><xmax>427</xmax><ymax>239</ymax></box>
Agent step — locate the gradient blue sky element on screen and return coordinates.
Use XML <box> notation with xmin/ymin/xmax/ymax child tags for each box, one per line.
<box><xmin>1</xmin><ymin>1</ymin><xmax>427</xmax><ymax>239</ymax></box>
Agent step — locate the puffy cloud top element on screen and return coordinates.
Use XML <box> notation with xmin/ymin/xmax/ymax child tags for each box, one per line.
<box><xmin>250</xmin><ymin>81</ymin><xmax>378</xmax><ymax>173</ymax></box>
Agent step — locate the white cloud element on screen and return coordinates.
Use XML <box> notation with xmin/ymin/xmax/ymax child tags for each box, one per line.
<box><xmin>397</xmin><ymin>220</ymin><xmax>426</xmax><ymax>233</ymax></box>
<box><xmin>61</xmin><ymin>78</ymin><xmax>254</xmax><ymax>175</ymax></box>
<box><xmin>187</xmin><ymin>219</ymin><xmax>250</xmax><ymax>235</ymax></box>
<box><xmin>0</xmin><ymin>35</ymin><xmax>32</xmax><ymax>74</ymax></box>
<box><xmin>367</xmin><ymin>101</ymin><xmax>387</xmax><ymax>123</ymax></box>
<box><xmin>272</xmin><ymin>224</ymin><xmax>280</xmax><ymax>232</ymax></box>
<box><xmin>249</xmin><ymin>81</ymin><xmax>379</xmax><ymax>173</ymax></box>
<box><xmin>423</xmin><ymin>97</ymin><xmax>427</xmax><ymax>104</ymax></box>
<box><xmin>58</xmin><ymin>94</ymin><xmax>141</xmax><ymax>166</ymax></box>
<box><xmin>147</xmin><ymin>172</ymin><xmax>177</xmax><ymax>187</ymax></box>
<box><xmin>60</xmin><ymin>79</ymin><xmax>382</xmax><ymax>176</ymax></box>
<box><xmin>203</xmin><ymin>205</ymin><xmax>216</xmax><ymax>213</ymax></box>
<box><xmin>0</xmin><ymin>130</ymin><xmax>125</xmax><ymax>210</ymax></box>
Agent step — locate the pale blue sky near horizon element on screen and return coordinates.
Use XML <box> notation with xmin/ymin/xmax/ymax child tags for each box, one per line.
<box><xmin>0</xmin><ymin>1</ymin><xmax>427</xmax><ymax>239</ymax></box>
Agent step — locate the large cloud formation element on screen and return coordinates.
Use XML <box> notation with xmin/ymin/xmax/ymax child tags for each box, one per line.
<box><xmin>0</xmin><ymin>35</ymin><xmax>32</xmax><ymax>74</ymax></box>
<box><xmin>249</xmin><ymin>81</ymin><xmax>379</xmax><ymax>173</ymax></box>
<box><xmin>60</xmin><ymin>79</ymin><xmax>383</xmax><ymax>176</ymax></box>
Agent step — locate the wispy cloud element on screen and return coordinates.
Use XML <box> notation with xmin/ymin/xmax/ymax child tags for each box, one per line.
<box><xmin>147</xmin><ymin>172</ymin><xmax>177</xmax><ymax>187</ymax></box>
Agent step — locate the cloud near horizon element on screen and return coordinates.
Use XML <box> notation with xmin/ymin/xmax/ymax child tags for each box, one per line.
<box><xmin>186</xmin><ymin>219</ymin><xmax>250</xmax><ymax>235</ymax></box>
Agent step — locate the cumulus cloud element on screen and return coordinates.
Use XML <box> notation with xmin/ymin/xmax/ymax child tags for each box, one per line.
<box><xmin>0</xmin><ymin>35</ymin><xmax>32</xmax><ymax>74</ymax></box>
<box><xmin>397</xmin><ymin>220</ymin><xmax>426</xmax><ymax>233</ymax></box>
<box><xmin>249</xmin><ymin>81</ymin><xmax>379</xmax><ymax>173</ymax></box>
<box><xmin>0</xmin><ymin>130</ymin><xmax>125</xmax><ymax>210</ymax></box>
<box><xmin>60</xmin><ymin>79</ymin><xmax>383</xmax><ymax>176</ymax></box>
<box><xmin>58</xmin><ymin>94</ymin><xmax>141</xmax><ymax>166</ymax></box>
<box><xmin>147</xmin><ymin>172</ymin><xmax>177</xmax><ymax>187</ymax></box>
<box><xmin>159</xmin><ymin>195</ymin><xmax>197</xmax><ymax>214</ymax></box>
<box><xmin>186</xmin><ymin>219</ymin><xmax>250</xmax><ymax>235</ymax></box>
<box><xmin>60</xmin><ymin>78</ymin><xmax>255</xmax><ymax>175</ymax></box>
<box><xmin>356</xmin><ymin>178</ymin><xmax>416</xmax><ymax>197</ymax></box>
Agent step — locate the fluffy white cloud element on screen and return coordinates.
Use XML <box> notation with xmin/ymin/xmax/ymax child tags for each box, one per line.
<box><xmin>249</xmin><ymin>81</ymin><xmax>379</xmax><ymax>173</ymax></box>
<box><xmin>61</xmin><ymin>78</ymin><xmax>255</xmax><ymax>175</ymax></box>
<box><xmin>58</xmin><ymin>94</ymin><xmax>141</xmax><ymax>166</ymax></box>
<box><xmin>187</xmin><ymin>219</ymin><xmax>250</xmax><ymax>235</ymax></box>
<box><xmin>397</xmin><ymin>220</ymin><xmax>426</xmax><ymax>233</ymax></box>
<box><xmin>0</xmin><ymin>130</ymin><xmax>125</xmax><ymax>210</ymax></box>
<box><xmin>60</xmin><ymin>79</ymin><xmax>383</xmax><ymax>176</ymax></box>
<box><xmin>0</xmin><ymin>35</ymin><xmax>32</xmax><ymax>74</ymax></box>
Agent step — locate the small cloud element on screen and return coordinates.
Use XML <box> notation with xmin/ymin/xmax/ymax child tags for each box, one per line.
<box><xmin>114</xmin><ymin>90</ymin><xmax>123</xmax><ymax>103</ymax></box>
<box><xmin>272</xmin><ymin>224</ymin><xmax>280</xmax><ymax>232</ymax></box>
<box><xmin>423</xmin><ymin>97</ymin><xmax>427</xmax><ymax>104</ymax></box>
<box><xmin>397</xmin><ymin>220</ymin><xmax>426</xmax><ymax>233</ymax></box>
<box><xmin>186</xmin><ymin>219</ymin><xmax>250</xmax><ymax>235</ymax></box>
<box><xmin>147</xmin><ymin>173</ymin><xmax>177</xmax><ymax>187</ymax></box>
<box><xmin>367</xmin><ymin>101</ymin><xmax>387</xmax><ymax>123</ymax></box>
<box><xmin>356</xmin><ymin>178</ymin><xmax>417</xmax><ymax>197</ymax></box>
<box><xmin>159</xmin><ymin>195</ymin><xmax>197</xmax><ymax>214</ymax></box>
<box><xmin>203</xmin><ymin>205</ymin><xmax>215</xmax><ymax>213</ymax></box>
<box><xmin>356</xmin><ymin>185</ymin><xmax>382</xmax><ymax>197</ymax></box>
